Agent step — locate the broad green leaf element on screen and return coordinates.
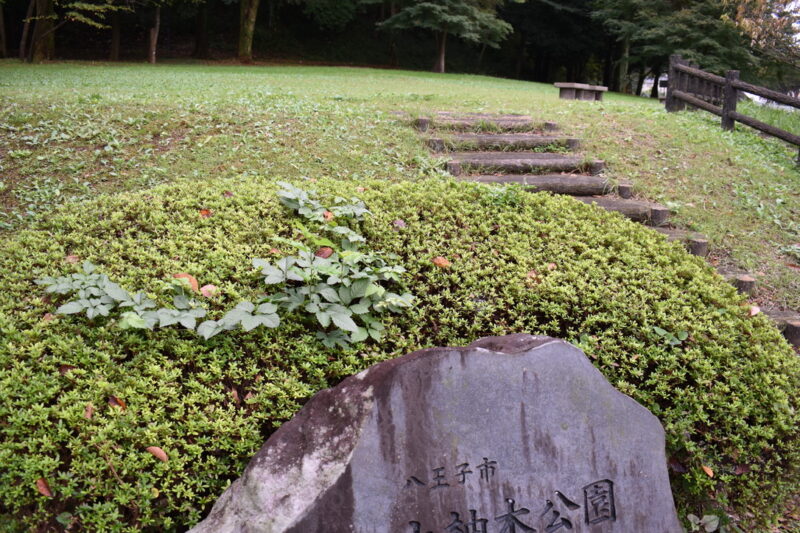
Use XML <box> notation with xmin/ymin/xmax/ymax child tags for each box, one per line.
<box><xmin>317</xmin><ymin>286</ymin><xmax>339</xmax><ymax>303</ymax></box>
<box><xmin>258</xmin><ymin>314</ymin><xmax>280</xmax><ymax>329</ymax></box>
<box><xmin>257</xmin><ymin>302</ymin><xmax>278</xmax><ymax>314</ymax></box>
<box><xmin>57</xmin><ymin>301</ymin><xmax>85</xmax><ymax>315</ymax></box>
<box><xmin>235</xmin><ymin>301</ymin><xmax>255</xmax><ymax>312</ymax></box>
<box><xmin>179</xmin><ymin>316</ymin><xmax>197</xmax><ymax>330</ymax></box>
<box><xmin>350</xmin><ymin>327</ymin><xmax>369</xmax><ymax>343</ymax></box>
<box><xmin>349</xmin><ymin>302</ymin><xmax>370</xmax><ymax>315</ymax></box>
<box><xmin>197</xmin><ymin>320</ymin><xmax>222</xmax><ymax>340</ymax></box>
<box><xmin>119</xmin><ymin>312</ymin><xmax>148</xmax><ymax>330</ymax></box>
<box><xmin>331</xmin><ymin>312</ymin><xmax>359</xmax><ymax>333</ymax></box>
<box><xmin>241</xmin><ymin>315</ymin><xmax>262</xmax><ymax>332</ymax></box>
<box><xmin>316</xmin><ymin>311</ymin><xmax>331</xmax><ymax>328</ymax></box>
<box><xmin>351</xmin><ymin>279</ymin><xmax>371</xmax><ymax>298</ymax></box>
<box><xmin>103</xmin><ymin>281</ymin><xmax>130</xmax><ymax>302</ymax></box>
<box><xmin>337</xmin><ymin>285</ymin><xmax>352</xmax><ymax>304</ymax></box>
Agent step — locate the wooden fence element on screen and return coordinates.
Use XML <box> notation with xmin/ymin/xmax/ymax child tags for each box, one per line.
<box><xmin>665</xmin><ymin>54</ymin><xmax>800</xmax><ymax>163</ymax></box>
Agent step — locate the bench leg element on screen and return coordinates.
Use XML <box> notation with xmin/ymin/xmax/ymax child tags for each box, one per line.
<box><xmin>559</xmin><ymin>88</ymin><xmax>576</xmax><ymax>100</ymax></box>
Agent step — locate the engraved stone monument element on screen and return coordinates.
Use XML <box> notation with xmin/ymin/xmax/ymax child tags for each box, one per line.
<box><xmin>190</xmin><ymin>334</ymin><xmax>682</xmax><ymax>532</ymax></box>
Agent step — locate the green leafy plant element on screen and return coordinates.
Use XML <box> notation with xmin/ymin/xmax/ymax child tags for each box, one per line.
<box><xmin>687</xmin><ymin>513</ymin><xmax>720</xmax><ymax>532</ymax></box>
<box><xmin>780</xmin><ymin>243</ymin><xmax>800</xmax><ymax>263</ymax></box>
<box><xmin>208</xmin><ymin>182</ymin><xmax>413</xmax><ymax>346</ymax></box>
<box><xmin>653</xmin><ymin>326</ymin><xmax>688</xmax><ymax>347</ymax></box>
<box><xmin>35</xmin><ymin>184</ymin><xmax>413</xmax><ymax>348</ymax></box>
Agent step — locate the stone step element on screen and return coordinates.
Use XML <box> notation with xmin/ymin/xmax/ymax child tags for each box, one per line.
<box><xmin>427</xmin><ymin>133</ymin><xmax>580</xmax><ymax>152</ymax></box>
<box><xmin>575</xmin><ymin>196</ymin><xmax>670</xmax><ymax>226</ymax></box>
<box><xmin>653</xmin><ymin>227</ymin><xmax>709</xmax><ymax>257</ymax></box>
<box><xmin>765</xmin><ymin>310</ymin><xmax>800</xmax><ymax>349</ymax></box>
<box><xmin>461</xmin><ymin>174</ymin><xmax>612</xmax><ymax>196</ymax></box>
<box><xmin>415</xmin><ymin>114</ymin><xmax>558</xmax><ymax>133</ymax></box>
<box><xmin>446</xmin><ymin>152</ymin><xmax>604</xmax><ymax>176</ymax></box>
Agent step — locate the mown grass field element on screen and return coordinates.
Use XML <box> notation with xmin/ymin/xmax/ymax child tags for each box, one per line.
<box><xmin>2</xmin><ymin>61</ymin><xmax>800</xmax><ymax>531</ymax></box>
<box><xmin>2</xmin><ymin>61</ymin><xmax>799</xmax><ymax>312</ymax></box>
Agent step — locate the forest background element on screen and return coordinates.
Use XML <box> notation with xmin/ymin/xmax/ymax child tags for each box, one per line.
<box><xmin>1</xmin><ymin>0</ymin><xmax>799</xmax><ymax>94</ymax></box>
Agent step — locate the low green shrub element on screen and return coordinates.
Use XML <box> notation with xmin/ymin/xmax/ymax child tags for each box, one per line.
<box><xmin>1</xmin><ymin>176</ymin><xmax>799</xmax><ymax>531</ymax></box>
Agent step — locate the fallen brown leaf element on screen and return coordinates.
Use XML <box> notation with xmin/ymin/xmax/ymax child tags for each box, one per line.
<box><xmin>734</xmin><ymin>464</ymin><xmax>751</xmax><ymax>475</ymax></box>
<box><xmin>432</xmin><ymin>256</ymin><xmax>451</xmax><ymax>268</ymax></box>
<box><xmin>43</xmin><ymin>313</ymin><xmax>56</xmax><ymax>322</ymax></box>
<box><xmin>269</xmin><ymin>248</ymin><xmax>282</xmax><ymax>255</ymax></box>
<box><xmin>323</xmin><ymin>210</ymin><xmax>334</xmax><ymax>221</ymax></box>
<box><xmin>200</xmin><ymin>284</ymin><xmax>218</xmax><ymax>298</ymax></box>
<box><xmin>173</xmin><ymin>273</ymin><xmax>199</xmax><ymax>293</ymax></box>
<box><xmin>223</xmin><ymin>190</ymin><xmax>234</xmax><ymax>197</ymax></box>
<box><xmin>146</xmin><ymin>446</ymin><xmax>168</xmax><ymax>462</ymax></box>
<box><xmin>65</xmin><ymin>254</ymin><xmax>80</xmax><ymax>264</ymax></box>
<box><xmin>58</xmin><ymin>364</ymin><xmax>77</xmax><ymax>376</ymax></box>
<box><xmin>84</xmin><ymin>403</ymin><xmax>95</xmax><ymax>419</ymax></box>
<box><xmin>749</xmin><ymin>306</ymin><xmax>761</xmax><ymax>317</ymax></box>
<box><xmin>35</xmin><ymin>478</ymin><xmax>53</xmax><ymax>497</ymax></box>
<box><xmin>702</xmin><ymin>465</ymin><xmax>714</xmax><ymax>478</ymax></box>
<box><xmin>108</xmin><ymin>396</ymin><xmax>127</xmax><ymax>410</ymax></box>
<box><xmin>199</xmin><ymin>209</ymin><xmax>213</xmax><ymax>218</ymax></box>
<box><xmin>315</xmin><ymin>247</ymin><xmax>334</xmax><ymax>259</ymax></box>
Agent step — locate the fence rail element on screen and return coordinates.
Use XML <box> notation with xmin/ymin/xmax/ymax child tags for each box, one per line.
<box><xmin>665</xmin><ymin>54</ymin><xmax>800</xmax><ymax>162</ymax></box>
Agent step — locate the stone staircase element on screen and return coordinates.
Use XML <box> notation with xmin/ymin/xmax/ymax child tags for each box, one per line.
<box><xmin>416</xmin><ymin>112</ymin><xmax>674</xmax><ymax>230</ymax></box>
<box><xmin>400</xmin><ymin>111</ymin><xmax>800</xmax><ymax>349</ymax></box>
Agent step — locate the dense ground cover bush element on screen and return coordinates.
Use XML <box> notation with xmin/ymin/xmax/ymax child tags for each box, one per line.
<box><xmin>1</xmin><ymin>175</ymin><xmax>799</xmax><ymax>531</ymax></box>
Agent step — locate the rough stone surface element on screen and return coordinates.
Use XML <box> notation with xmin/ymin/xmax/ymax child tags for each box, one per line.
<box><xmin>190</xmin><ymin>335</ymin><xmax>682</xmax><ymax>533</ymax></box>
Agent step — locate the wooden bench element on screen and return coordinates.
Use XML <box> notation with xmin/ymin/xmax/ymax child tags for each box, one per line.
<box><xmin>554</xmin><ymin>83</ymin><xmax>608</xmax><ymax>101</ymax></box>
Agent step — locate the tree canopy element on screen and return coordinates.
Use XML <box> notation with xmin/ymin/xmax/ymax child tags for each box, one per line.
<box><xmin>1</xmin><ymin>0</ymin><xmax>798</xmax><ymax>89</ymax></box>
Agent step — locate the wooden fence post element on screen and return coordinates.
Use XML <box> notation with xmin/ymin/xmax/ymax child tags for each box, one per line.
<box><xmin>666</xmin><ymin>54</ymin><xmax>685</xmax><ymax>112</ymax></box>
<box><xmin>722</xmin><ymin>70</ymin><xmax>739</xmax><ymax>131</ymax></box>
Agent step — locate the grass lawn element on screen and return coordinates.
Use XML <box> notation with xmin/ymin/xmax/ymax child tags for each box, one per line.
<box><xmin>2</xmin><ymin>60</ymin><xmax>799</xmax><ymax>312</ymax></box>
<box><xmin>1</xmin><ymin>61</ymin><xmax>800</xmax><ymax>531</ymax></box>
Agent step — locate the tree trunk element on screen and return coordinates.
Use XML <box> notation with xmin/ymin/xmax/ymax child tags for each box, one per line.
<box><xmin>19</xmin><ymin>0</ymin><xmax>35</xmax><ymax>60</ymax></box>
<box><xmin>618</xmin><ymin>36</ymin><xmax>630</xmax><ymax>93</ymax></box>
<box><xmin>514</xmin><ymin>31</ymin><xmax>526</xmax><ymax>79</ymax></box>
<box><xmin>192</xmin><ymin>0</ymin><xmax>210</xmax><ymax>59</ymax></box>
<box><xmin>238</xmin><ymin>0</ymin><xmax>260</xmax><ymax>63</ymax></box>
<box><xmin>267</xmin><ymin>0</ymin><xmax>278</xmax><ymax>31</ymax></box>
<box><xmin>602</xmin><ymin>40</ymin><xmax>614</xmax><ymax>89</ymax></box>
<box><xmin>148</xmin><ymin>5</ymin><xmax>160</xmax><ymax>64</ymax></box>
<box><xmin>477</xmin><ymin>43</ymin><xmax>487</xmax><ymax>73</ymax></box>
<box><xmin>387</xmin><ymin>2</ymin><xmax>398</xmax><ymax>68</ymax></box>
<box><xmin>31</xmin><ymin>0</ymin><xmax>55</xmax><ymax>62</ymax></box>
<box><xmin>0</xmin><ymin>5</ymin><xmax>6</xmax><ymax>58</ymax></box>
<box><xmin>433</xmin><ymin>30</ymin><xmax>446</xmax><ymax>73</ymax></box>
<box><xmin>650</xmin><ymin>64</ymin><xmax>662</xmax><ymax>99</ymax></box>
<box><xmin>634</xmin><ymin>64</ymin><xmax>646</xmax><ymax>96</ymax></box>
<box><xmin>109</xmin><ymin>9</ymin><xmax>120</xmax><ymax>61</ymax></box>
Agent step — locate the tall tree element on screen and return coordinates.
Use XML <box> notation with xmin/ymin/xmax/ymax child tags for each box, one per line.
<box><xmin>379</xmin><ymin>0</ymin><xmax>513</xmax><ymax>73</ymax></box>
<box><xmin>19</xmin><ymin>0</ymin><xmax>35</xmax><ymax>60</ymax></box>
<box><xmin>148</xmin><ymin>2</ymin><xmax>160</xmax><ymax>63</ymax></box>
<box><xmin>724</xmin><ymin>0</ymin><xmax>800</xmax><ymax>66</ymax></box>
<box><xmin>192</xmin><ymin>0</ymin><xmax>211</xmax><ymax>58</ymax></box>
<box><xmin>0</xmin><ymin>1</ymin><xmax>6</xmax><ymax>58</ymax></box>
<box><xmin>24</xmin><ymin>0</ymin><xmax>119</xmax><ymax>62</ymax></box>
<box><xmin>31</xmin><ymin>0</ymin><xmax>56</xmax><ymax>61</ymax></box>
<box><xmin>239</xmin><ymin>0</ymin><xmax>260</xmax><ymax>61</ymax></box>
